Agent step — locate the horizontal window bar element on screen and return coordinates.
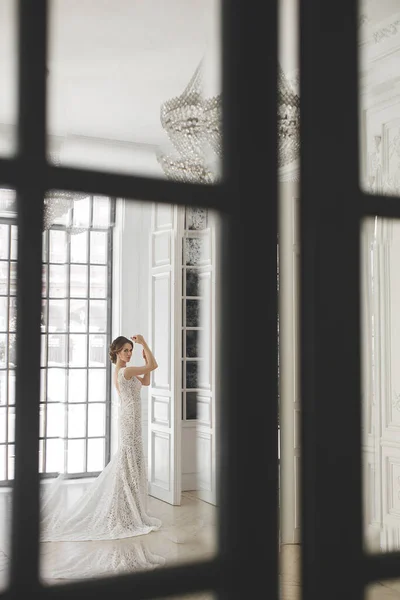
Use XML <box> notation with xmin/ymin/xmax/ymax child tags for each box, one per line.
<box><xmin>39</xmin><ymin>558</ymin><xmax>221</xmax><ymax>600</ymax></box>
<box><xmin>0</xmin><ymin>159</ymin><xmax>225</xmax><ymax>211</ymax></box>
<box><xmin>361</xmin><ymin>191</ymin><xmax>400</xmax><ymax>219</ymax></box>
<box><xmin>38</xmin><ymin>436</ymin><xmax>106</xmax><ymax>441</ymax></box>
<box><xmin>364</xmin><ymin>553</ymin><xmax>400</xmax><ymax>584</ymax></box>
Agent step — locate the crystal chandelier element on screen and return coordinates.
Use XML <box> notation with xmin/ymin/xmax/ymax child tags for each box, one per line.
<box><xmin>157</xmin><ymin>60</ymin><xmax>300</xmax><ymax>183</ymax></box>
<box><xmin>44</xmin><ymin>155</ymin><xmax>88</xmax><ymax>231</ymax></box>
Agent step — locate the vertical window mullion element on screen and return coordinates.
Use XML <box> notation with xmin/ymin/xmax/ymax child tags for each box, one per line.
<box><xmin>65</xmin><ymin>228</ymin><xmax>72</xmax><ymax>474</ymax></box>
<box><xmin>5</xmin><ymin>223</ymin><xmax>11</xmax><ymax>483</ymax></box>
<box><xmin>12</xmin><ymin>0</ymin><xmax>48</xmax><ymax>589</ymax></box>
<box><xmin>85</xmin><ymin>198</ymin><xmax>94</xmax><ymax>471</ymax></box>
<box><xmin>43</xmin><ymin>231</ymin><xmax>49</xmax><ymax>474</ymax></box>
<box><xmin>105</xmin><ymin>200</ymin><xmax>114</xmax><ymax>466</ymax></box>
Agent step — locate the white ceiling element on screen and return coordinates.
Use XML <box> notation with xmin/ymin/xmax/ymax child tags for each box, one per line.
<box><xmin>0</xmin><ymin>0</ymin><xmax>220</xmax><ymax>173</ymax></box>
<box><xmin>47</xmin><ymin>0</ymin><xmax>219</xmax><ymax>145</ymax></box>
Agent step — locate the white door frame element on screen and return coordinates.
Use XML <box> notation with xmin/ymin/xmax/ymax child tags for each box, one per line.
<box><xmin>148</xmin><ymin>203</ymin><xmax>182</xmax><ymax>505</ymax></box>
<box><xmin>279</xmin><ymin>183</ymin><xmax>301</xmax><ymax>544</ymax></box>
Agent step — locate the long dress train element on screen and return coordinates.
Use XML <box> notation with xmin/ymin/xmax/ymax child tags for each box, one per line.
<box><xmin>40</xmin><ymin>369</ymin><xmax>164</xmax><ymax>578</ymax></box>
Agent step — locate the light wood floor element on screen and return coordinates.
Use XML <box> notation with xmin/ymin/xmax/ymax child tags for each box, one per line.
<box><xmin>0</xmin><ymin>484</ymin><xmax>398</xmax><ymax>598</ymax></box>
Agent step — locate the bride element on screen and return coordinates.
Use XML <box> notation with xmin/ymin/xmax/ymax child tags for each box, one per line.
<box><xmin>40</xmin><ymin>334</ymin><xmax>164</xmax><ymax>577</ymax></box>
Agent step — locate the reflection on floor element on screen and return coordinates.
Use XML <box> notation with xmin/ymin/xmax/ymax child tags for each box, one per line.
<box><xmin>0</xmin><ymin>484</ymin><xmax>217</xmax><ymax>588</ymax></box>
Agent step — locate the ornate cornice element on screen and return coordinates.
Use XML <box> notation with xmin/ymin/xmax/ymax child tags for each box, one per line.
<box><xmin>373</xmin><ymin>18</ymin><xmax>400</xmax><ymax>43</ymax></box>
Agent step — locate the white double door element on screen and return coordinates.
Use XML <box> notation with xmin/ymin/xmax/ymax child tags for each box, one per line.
<box><xmin>147</xmin><ymin>203</ymin><xmax>217</xmax><ymax>506</ymax></box>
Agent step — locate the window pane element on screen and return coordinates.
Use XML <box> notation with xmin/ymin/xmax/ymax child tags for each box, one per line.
<box><xmin>42</xmin><ymin>231</ymin><xmax>48</xmax><ymax>263</ymax></box>
<box><xmin>0</xmin><ymin>262</ymin><xmax>8</xmax><ymax>294</ymax></box>
<box><xmin>48</xmin><ymin>299</ymin><xmax>67</xmax><ymax>331</ymax></box>
<box><xmin>89</xmin><ymin>335</ymin><xmax>106</xmax><ymax>367</ymax></box>
<box><xmin>47</xmin><ymin>368</ymin><xmax>66</xmax><ymax>403</ymax></box>
<box><xmin>92</xmin><ymin>196</ymin><xmax>110</xmax><ymax>228</ymax></box>
<box><xmin>90</xmin><ymin>232</ymin><xmax>107</xmax><ymax>264</ymax></box>
<box><xmin>72</xmin><ymin>196</ymin><xmax>91</xmax><ymax>228</ymax></box>
<box><xmin>46</xmin><ymin>403</ymin><xmax>64</xmax><ymax>438</ymax></box>
<box><xmin>8</xmin><ymin>297</ymin><xmax>16</xmax><ymax>331</ymax></box>
<box><xmin>68</xmin><ymin>404</ymin><xmax>86</xmax><ymax>438</ymax></box>
<box><xmin>47</xmin><ymin>335</ymin><xmax>67</xmax><ymax>367</ymax></box>
<box><xmin>67</xmin><ymin>439</ymin><xmax>85</xmax><ymax>474</ymax></box>
<box><xmin>46</xmin><ymin>439</ymin><xmax>63</xmax><ymax>473</ymax></box>
<box><xmin>49</xmin><ymin>230</ymin><xmax>67</xmax><ymax>263</ymax></box>
<box><xmin>0</xmin><ymin>190</ymin><xmax>16</xmax><ymax>217</ymax></box>
<box><xmin>0</xmin><ymin>407</ymin><xmax>6</xmax><ymax>442</ymax></box>
<box><xmin>8</xmin><ymin>444</ymin><xmax>14</xmax><ymax>480</ymax></box>
<box><xmin>39</xmin><ymin>404</ymin><xmax>46</xmax><ymax>438</ymax></box>
<box><xmin>0</xmin><ymin>372</ymin><xmax>6</xmax><ymax>405</ymax></box>
<box><xmin>49</xmin><ymin>265</ymin><xmax>68</xmax><ymax>298</ymax></box>
<box><xmin>38</xmin><ymin>439</ymin><xmax>44</xmax><ymax>473</ymax></box>
<box><xmin>0</xmin><ymin>335</ymin><xmax>7</xmax><ymax>368</ymax></box>
<box><xmin>186</xmin><ymin>330</ymin><xmax>200</xmax><ymax>358</ymax></box>
<box><xmin>7</xmin><ymin>406</ymin><xmax>14</xmax><ymax>443</ymax></box>
<box><xmin>9</xmin><ymin>262</ymin><xmax>16</xmax><ymax>295</ymax></box>
<box><xmin>0</xmin><ymin>297</ymin><xmax>7</xmax><ymax>331</ymax></box>
<box><xmin>186</xmin><ymin>299</ymin><xmax>201</xmax><ymax>327</ymax></box>
<box><xmin>90</xmin><ymin>265</ymin><xmax>107</xmax><ymax>298</ymax></box>
<box><xmin>0</xmin><ymin>446</ymin><xmax>6</xmax><ymax>480</ymax></box>
<box><xmin>88</xmin><ymin>403</ymin><xmax>105</xmax><ymax>437</ymax></box>
<box><xmin>40</xmin><ymin>370</ymin><xmax>46</xmax><ymax>403</ymax></box>
<box><xmin>88</xmin><ymin>369</ymin><xmax>106</xmax><ymax>403</ymax></box>
<box><xmin>41</xmin><ymin>334</ymin><xmax>47</xmax><ymax>368</ymax></box>
<box><xmin>186</xmin><ymin>268</ymin><xmax>201</xmax><ymax>297</ymax></box>
<box><xmin>87</xmin><ymin>438</ymin><xmax>105</xmax><ymax>472</ymax></box>
<box><xmin>10</xmin><ymin>225</ymin><xmax>17</xmax><ymax>260</ymax></box>
<box><xmin>0</xmin><ymin>226</ymin><xmax>9</xmax><ymax>259</ymax></box>
<box><xmin>70</xmin><ymin>299</ymin><xmax>88</xmax><ymax>332</ymax></box>
<box><xmin>69</xmin><ymin>334</ymin><xmax>87</xmax><ymax>367</ymax></box>
<box><xmin>185</xmin><ymin>237</ymin><xmax>204</xmax><ymax>266</ymax></box>
<box><xmin>42</xmin><ymin>265</ymin><xmax>48</xmax><ymax>297</ymax></box>
<box><xmin>8</xmin><ymin>372</ymin><xmax>15</xmax><ymax>405</ymax></box>
<box><xmin>41</xmin><ymin>300</ymin><xmax>47</xmax><ymax>333</ymax></box>
<box><xmin>186</xmin><ymin>361</ymin><xmax>199</xmax><ymax>389</ymax></box>
<box><xmin>70</xmin><ymin>231</ymin><xmax>88</xmax><ymax>263</ymax></box>
<box><xmin>0</xmin><ymin>0</ymin><xmax>17</xmax><ymax>156</ymax></box>
<box><xmin>68</xmin><ymin>370</ymin><xmax>87</xmax><ymax>403</ymax></box>
<box><xmin>47</xmin><ymin>1</ymin><xmax>220</xmax><ymax>177</ymax></box>
<box><xmin>70</xmin><ymin>265</ymin><xmax>88</xmax><ymax>297</ymax></box>
<box><xmin>8</xmin><ymin>333</ymin><xmax>16</xmax><ymax>367</ymax></box>
<box><xmin>89</xmin><ymin>300</ymin><xmax>107</xmax><ymax>332</ymax></box>
<box><xmin>185</xmin><ymin>206</ymin><xmax>207</xmax><ymax>230</ymax></box>
<box><xmin>186</xmin><ymin>392</ymin><xmax>198</xmax><ymax>420</ymax></box>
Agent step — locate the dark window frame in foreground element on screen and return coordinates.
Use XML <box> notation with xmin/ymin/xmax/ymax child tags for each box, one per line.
<box><xmin>0</xmin><ymin>0</ymin><xmax>286</xmax><ymax>598</ymax></box>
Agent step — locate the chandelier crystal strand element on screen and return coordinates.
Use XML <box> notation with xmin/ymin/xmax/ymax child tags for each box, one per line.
<box><xmin>160</xmin><ymin>60</ymin><xmax>206</xmax><ymax>161</ymax></box>
<box><xmin>156</xmin><ymin>151</ymin><xmax>218</xmax><ymax>184</ymax></box>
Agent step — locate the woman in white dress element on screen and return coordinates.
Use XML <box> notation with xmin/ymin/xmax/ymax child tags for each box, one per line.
<box><xmin>40</xmin><ymin>335</ymin><xmax>164</xmax><ymax>578</ymax></box>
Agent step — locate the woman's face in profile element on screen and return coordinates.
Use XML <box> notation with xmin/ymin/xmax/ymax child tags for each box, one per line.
<box><xmin>118</xmin><ymin>343</ymin><xmax>133</xmax><ymax>364</ymax></box>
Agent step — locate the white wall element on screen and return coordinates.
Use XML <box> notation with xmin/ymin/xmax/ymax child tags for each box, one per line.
<box><xmin>111</xmin><ymin>198</ymin><xmax>153</xmax><ymax>458</ymax></box>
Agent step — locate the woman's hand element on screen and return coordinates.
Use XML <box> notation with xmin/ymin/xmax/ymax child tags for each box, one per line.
<box><xmin>132</xmin><ymin>334</ymin><xmax>145</xmax><ymax>345</ymax></box>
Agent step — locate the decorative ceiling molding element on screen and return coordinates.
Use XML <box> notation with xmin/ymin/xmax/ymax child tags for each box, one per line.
<box><xmin>373</xmin><ymin>18</ymin><xmax>400</xmax><ymax>43</ymax></box>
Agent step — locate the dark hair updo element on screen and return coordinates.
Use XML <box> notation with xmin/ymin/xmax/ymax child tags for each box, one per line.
<box><xmin>109</xmin><ymin>336</ymin><xmax>133</xmax><ymax>364</ymax></box>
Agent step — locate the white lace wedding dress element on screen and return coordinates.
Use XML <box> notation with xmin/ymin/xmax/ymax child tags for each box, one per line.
<box><xmin>40</xmin><ymin>368</ymin><xmax>164</xmax><ymax>579</ymax></box>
